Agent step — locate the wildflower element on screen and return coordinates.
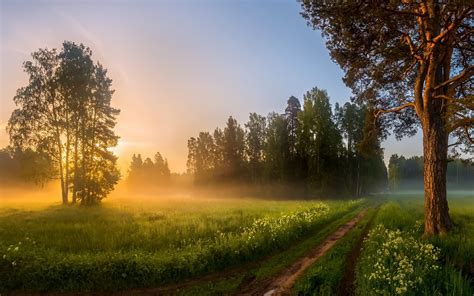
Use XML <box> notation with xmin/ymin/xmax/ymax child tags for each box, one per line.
<box><xmin>363</xmin><ymin>224</ymin><xmax>439</xmax><ymax>295</ymax></box>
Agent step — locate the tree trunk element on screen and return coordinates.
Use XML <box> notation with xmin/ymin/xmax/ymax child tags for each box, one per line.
<box><xmin>57</xmin><ymin>131</ymin><xmax>67</xmax><ymax>205</ymax></box>
<box><xmin>65</xmin><ymin>129</ymin><xmax>70</xmax><ymax>205</ymax></box>
<box><xmin>72</xmin><ymin>135</ymin><xmax>78</xmax><ymax>204</ymax></box>
<box><xmin>422</xmin><ymin>112</ymin><xmax>451</xmax><ymax>235</ymax></box>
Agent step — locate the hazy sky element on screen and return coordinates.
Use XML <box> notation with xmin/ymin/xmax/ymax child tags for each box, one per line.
<box><xmin>0</xmin><ymin>0</ymin><xmax>423</xmax><ymax>173</ymax></box>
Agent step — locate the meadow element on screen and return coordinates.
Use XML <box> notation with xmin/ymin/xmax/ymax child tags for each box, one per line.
<box><xmin>0</xmin><ymin>193</ymin><xmax>364</xmax><ymax>292</ymax></box>
<box><xmin>292</xmin><ymin>193</ymin><xmax>473</xmax><ymax>296</ymax></box>
<box><xmin>0</xmin><ymin>191</ymin><xmax>473</xmax><ymax>295</ymax></box>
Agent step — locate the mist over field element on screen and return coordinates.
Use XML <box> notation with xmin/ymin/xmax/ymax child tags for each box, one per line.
<box><xmin>1</xmin><ymin>0</ymin><xmax>473</xmax><ymax>295</ymax></box>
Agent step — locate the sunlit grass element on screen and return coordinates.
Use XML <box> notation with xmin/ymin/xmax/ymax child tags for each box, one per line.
<box><xmin>292</xmin><ymin>208</ymin><xmax>376</xmax><ymax>296</ymax></box>
<box><xmin>355</xmin><ymin>195</ymin><xmax>473</xmax><ymax>296</ymax></box>
<box><xmin>0</xmin><ymin>194</ymin><xmax>363</xmax><ymax>292</ymax></box>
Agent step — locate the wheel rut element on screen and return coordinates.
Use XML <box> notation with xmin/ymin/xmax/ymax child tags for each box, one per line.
<box><xmin>238</xmin><ymin>208</ymin><xmax>369</xmax><ymax>296</ymax></box>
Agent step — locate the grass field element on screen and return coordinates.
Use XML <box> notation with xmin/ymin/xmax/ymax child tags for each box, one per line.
<box><xmin>355</xmin><ymin>193</ymin><xmax>473</xmax><ymax>296</ymax></box>
<box><xmin>0</xmin><ymin>195</ymin><xmax>363</xmax><ymax>292</ymax></box>
<box><xmin>0</xmin><ymin>192</ymin><xmax>473</xmax><ymax>295</ymax></box>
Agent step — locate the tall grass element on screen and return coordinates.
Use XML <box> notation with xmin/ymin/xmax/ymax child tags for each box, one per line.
<box><xmin>0</xmin><ymin>197</ymin><xmax>363</xmax><ymax>292</ymax></box>
<box><xmin>292</xmin><ymin>208</ymin><xmax>375</xmax><ymax>296</ymax></box>
<box><xmin>355</xmin><ymin>197</ymin><xmax>473</xmax><ymax>295</ymax></box>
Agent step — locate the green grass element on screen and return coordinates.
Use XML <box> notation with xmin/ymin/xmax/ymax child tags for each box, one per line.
<box><xmin>291</xmin><ymin>208</ymin><xmax>376</xmax><ymax>296</ymax></box>
<box><xmin>0</xmin><ymin>196</ymin><xmax>363</xmax><ymax>292</ymax></box>
<box><xmin>1</xmin><ymin>193</ymin><xmax>472</xmax><ymax>295</ymax></box>
<box><xmin>355</xmin><ymin>194</ymin><xmax>473</xmax><ymax>296</ymax></box>
<box><xmin>180</xmin><ymin>206</ymin><xmax>367</xmax><ymax>295</ymax></box>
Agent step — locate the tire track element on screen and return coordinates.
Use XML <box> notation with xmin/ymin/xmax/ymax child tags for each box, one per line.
<box><xmin>239</xmin><ymin>208</ymin><xmax>369</xmax><ymax>296</ymax></box>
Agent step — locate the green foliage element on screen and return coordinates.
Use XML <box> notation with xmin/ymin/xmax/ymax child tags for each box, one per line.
<box><xmin>335</xmin><ymin>103</ymin><xmax>387</xmax><ymax>196</ymax></box>
<box><xmin>127</xmin><ymin>152</ymin><xmax>171</xmax><ymax>186</ymax></box>
<box><xmin>388</xmin><ymin>155</ymin><xmax>474</xmax><ymax>190</ymax></box>
<box><xmin>0</xmin><ymin>147</ymin><xmax>54</xmax><ymax>185</ymax></box>
<box><xmin>297</xmin><ymin>87</ymin><xmax>344</xmax><ymax>192</ymax></box>
<box><xmin>185</xmin><ymin>89</ymin><xmax>388</xmax><ymax>196</ymax></box>
<box><xmin>265</xmin><ymin>112</ymin><xmax>290</xmax><ymax>181</ymax></box>
<box><xmin>7</xmin><ymin>41</ymin><xmax>120</xmax><ymax>204</ymax></box>
<box><xmin>181</xmin><ymin>208</ymin><xmax>365</xmax><ymax>295</ymax></box>
<box><xmin>245</xmin><ymin>113</ymin><xmax>266</xmax><ymax>183</ymax></box>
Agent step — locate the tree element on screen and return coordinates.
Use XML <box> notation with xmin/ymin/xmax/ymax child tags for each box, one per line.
<box><xmin>285</xmin><ymin>96</ymin><xmax>306</xmax><ymax>180</ymax></box>
<box><xmin>336</xmin><ymin>103</ymin><xmax>364</xmax><ymax>194</ymax></box>
<box><xmin>187</xmin><ymin>137</ymin><xmax>198</xmax><ymax>175</ymax></box>
<box><xmin>265</xmin><ymin>112</ymin><xmax>290</xmax><ymax>181</ymax></box>
<box><xmin>213</xmin><ymin>128</ymin><xmax>225</xmax><ymax>179</ymax></box>
<box><xmin>154</xmin><ymin>152</ymin><xmax>171</xmax><ymax>180</ymax></box>
<box><xmin>77</xmin><ymin>63</ymin><xmax>120</xmax><ymax>204</ymax></box>
<box><xmin>0</xmin><ymin>146</ymin><xmax>54</xmax><ymax>185</ymax></box>
<box><xmin>7</xmin><ymin>41</ymin><xmax>120</xmax><ymax>205</ymax></box>
<box><xmin>245</xmin><ymin>113</ymin><xmax>266</xmax><ymax>182</ymax></box>
<box><xmin>297</xmin><ymin>87</ymin><xmax>343</xmax><ymax>191</ymax></box>
<box><xmin>301</xmin><ymin>1</ymin><xmax>473</xmax><ymax>235</ymax></box>
<box><xmin>285</xmin><ymin>96</ymin><xmax>301</xmax><ymax>154</ymax></box>
<box><xmin>128</xmin><ymin>153</ymin><xmax>144</xmax><ymax>182</ymax></box>
<box><xmin>223</xmin><ymin>116</ymin><xmax>246</xmax><ymax>180</ymax></box>
<box><xmin>186</xmin><ymin>132</ymin><xmax>216</xmax><ymax>183</ymax></box>
<box><xmin>127</xmin><ymin>152</ymin><xmax>170</xmax><ymax>186</ymax></box>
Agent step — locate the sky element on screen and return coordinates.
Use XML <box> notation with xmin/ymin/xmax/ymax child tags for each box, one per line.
<box><xmin>0</xmin><ymin>0</ymin><xmax>423</xmax><ymax>174</ymax></box>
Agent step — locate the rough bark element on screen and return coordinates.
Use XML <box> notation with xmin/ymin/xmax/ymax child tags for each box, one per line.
<box><xmin>422</xmin><ymin>110</ymin><xmax>451</xmax><ymax>235</ymax></box>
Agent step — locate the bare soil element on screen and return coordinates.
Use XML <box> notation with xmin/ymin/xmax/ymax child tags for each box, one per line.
<box><xmin>337</xmin><ymin>208</ymin><xmax>377</xmax><ymax>296</ymax></box>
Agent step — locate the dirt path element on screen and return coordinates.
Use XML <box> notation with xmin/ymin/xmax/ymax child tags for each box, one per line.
<box><xmin>239</xmin><ymin>208</ymin><xmax>368</xmax><ymax>296</ymax></box>
<box><xmin>337</xmin><ymin>208</ymin><xmax>376</xmax><ymax>296</ymax></box>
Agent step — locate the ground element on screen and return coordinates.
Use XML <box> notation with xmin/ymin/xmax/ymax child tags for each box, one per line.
<box><xmin>0</xmin><ymin>190</ymin><xmax>472</xmax><ymax>295</ymax></box>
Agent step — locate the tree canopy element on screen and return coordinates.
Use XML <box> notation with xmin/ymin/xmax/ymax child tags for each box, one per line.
<box><xmin>7</xmin><ymin>41</ymin><xmax>120</xmax><ymax>205</ymax></box>
<box><xmin>186</xmin><ymin>88</ymin><xmax>388</xmax><ymax>196</ymax></box>
<box><xmin>300</xmin><ymin>0</ymin><xmax>473</xmax><ymax>235</ymax></box>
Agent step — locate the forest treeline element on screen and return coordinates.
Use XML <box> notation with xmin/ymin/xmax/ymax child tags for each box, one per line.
<box><xmin>184</xmin><ymin>87</ymin><xmax>388</xmax><ymax>197</ymax></box>
<box><xmin>389</xmin><ymin>155</ymin><xmax>474</xmax><ymax>190</ymax></box>
<box><xmin>0</xmin><ymin>147</ymin><xmax>54</xmax><ymax>185</ymax></box>
<box><xmin>127</xmin><ymin>152</ymin><xmax>171</xmax><ymax>185</ymax></box>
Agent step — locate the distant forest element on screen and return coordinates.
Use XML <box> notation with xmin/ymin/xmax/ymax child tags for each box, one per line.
<box><xmin>127</xmin><ymin>152</ymin><xmax>171</xmax><ymax>185</ymax></box>
<box><xmin>3</xmin><ymin>85</ymin><xmax>471</xmax><ymax>196</ymax></box>
<box><xmin>182</xmin><ymin>87</ymin><xmax>388</xmax><ymax>197</ymax></box>
<box><xmin>389</xmin><ymin>155</ymin><xmax>474</xmax><ymax>190</ymax></box>
<box><xmin>0</xmin><ymin>147</ymin><xmax>54</xmax><ymax>185</ymax></box>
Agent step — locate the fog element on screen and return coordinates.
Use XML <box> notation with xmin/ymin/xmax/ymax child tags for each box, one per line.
<box><xmin>1</xmin><ymin>179</ymin><xmax>473</xmax><ymax>212</ymax></box>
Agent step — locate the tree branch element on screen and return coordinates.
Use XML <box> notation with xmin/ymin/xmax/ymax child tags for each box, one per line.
<box><xmin>433</xmin><ymin>94</ymin><xmax>454</xmax><ymax>101</ymax></box>
<box><xmin>402</xmin><ymin>33</ymin><xmax>423</xmax><ymax>61</ymax></box>
<box><xmin>381</xmin><ymin>7</ymin><xmax>426</xmax><ymax>18</ymax></box>
<box><xmin>375</xmin><ymin>102</ymin><xmax>415</xmax><ymax>119</ymax></box>
<box><xmin>449</xmin><ymin>117</ymin><xmax>474</xmax><ymax>132</ymax></box>
<box><xmin>431</xmin><ymin>8</ymin><xmax>472</xmax><ymax>44</ymax></box>
<box><xmin>433</xmin><ymin>65</ymin><xmax>474</xmax><ymax>91</ymax></box>
<box><xmin>465</xmin><ymin>126</ymin><xmax>474</xmax><ymax>145</ymax></box>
